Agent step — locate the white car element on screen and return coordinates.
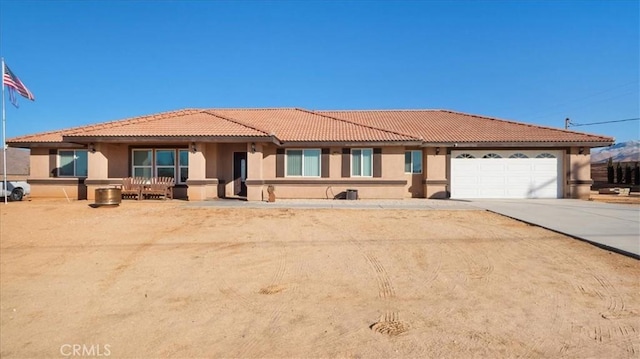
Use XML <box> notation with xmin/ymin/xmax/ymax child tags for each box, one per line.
<box><xmin>1</xmin><ymin>180</ymin><xmax>30</xmax><ymax>201</ymax></box>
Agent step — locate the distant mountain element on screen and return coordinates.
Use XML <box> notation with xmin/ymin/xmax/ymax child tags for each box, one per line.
<box><xmin>591</xmin><ymin>140</ymin><xmax>640</xmax><ymax>163</ymax></box>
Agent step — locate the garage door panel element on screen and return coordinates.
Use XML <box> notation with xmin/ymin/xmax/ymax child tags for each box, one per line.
<box><xmin>505</xmin><ymin>176</ymin><xmax>532</xmax><ymax>185</ymax></box>
<box><xmin>506</xmin><ymin>163</ymin><xmax>533</xmax><ymax>172</ymax></box>
<box><xmin>451</xmin><ymin>151</ymin><xmax>562</xmax><ymax>199</ymax></box>
<box><xmin>478</xmin><ymin>164</ymin><xmax>507</xmax><ymax>172</ymax></box>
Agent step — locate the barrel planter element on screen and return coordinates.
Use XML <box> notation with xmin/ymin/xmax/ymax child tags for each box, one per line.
<box><xmin>94</xmin><ymin>188</ymin><xmax>122</xmax><ymax>206</ymax></box>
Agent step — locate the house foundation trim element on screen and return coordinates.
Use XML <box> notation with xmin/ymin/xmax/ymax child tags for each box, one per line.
<box><xmin>245</xmin><ymin>179</ymin><xmax>407</xmax><ymax>186</ymax></box>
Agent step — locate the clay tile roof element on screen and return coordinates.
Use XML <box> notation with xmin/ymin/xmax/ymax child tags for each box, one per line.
<box><xmin>65</xmin><ymin>109</ymin><xmax>269</xmax><ymax>138</ymax></box>
<box><xmin>208</xmin><ymin>108</ymin><xmax>420</xmax><ymax>142</ymax></box>
<box><xmin>318</xmin><ymin>109</ymin><xmax>614</xmax><ymax>143</ymax></box>
<box><xmin>8</xmin><ymin>107</ymin><xmax>613</xmax><ymax>145</ymax></box>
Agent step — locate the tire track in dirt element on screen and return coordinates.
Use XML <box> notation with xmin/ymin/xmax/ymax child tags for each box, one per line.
<box><xmin>234</xmin><ymin>246</ymin><xmax>305</xmax><ymax>359</ymax></box>
<box><xmin>563</xmin><ymin>324</ymin><xmax>638</xmax><ymax>357</ymax></box>
<box><xmin>343</xmin><ymin>233</ymin><xmax>410</xmax><ymax>338</ymax></box>
<box><xmin>517</xmin><ymin>236</ymin><xmax>639</xmax><ymax>358</ymax></box>
<box><xmin>495</xmin><ymin>236</ymin><xmax>568</xmax><ymax>359</ymax></box>
<box><xmin>445</xmin><ymin>240</ymin><xmax>495</xmax><ymax>283</ymax></box>
<box><xmin>308</xmin><ymin>213</ymin><xmax>409</xmax><ymax>338</ymax></box>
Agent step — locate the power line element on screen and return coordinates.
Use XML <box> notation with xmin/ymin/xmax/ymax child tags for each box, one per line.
<box><xmin>527</xmin><ymin>81</ymin><xmax>639</xmax><ymax>121</ymax></box>
<box><xmin>568</xmin><ymin>118</ymin><xmax>640</xmax><ymax>127</ymax></box>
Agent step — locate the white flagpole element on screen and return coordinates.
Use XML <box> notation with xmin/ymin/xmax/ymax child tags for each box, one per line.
<box><xmin>2</xmin><ymin>57</ymin><xmax>7</xmax><ymax>204</ymax></box>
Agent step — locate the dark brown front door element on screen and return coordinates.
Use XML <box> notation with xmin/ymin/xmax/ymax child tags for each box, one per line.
<box><xmin>233</xmin><ymin>152</ymin><xmax>247</xmax><ymax>197</ymax></box>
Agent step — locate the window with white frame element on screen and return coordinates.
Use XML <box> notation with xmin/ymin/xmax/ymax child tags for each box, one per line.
<box><xmin>156</xmin><ymin>150</ymin><xmax>176</xmax><ymax>179</ymax></box>
<box><xmin>132</xmin><ymin>149</ymin><xmax>153</xmax><ymax>178</ymax></box>
<box><xmin>404</xmin><ymin>150</ymin><xmax>422</xmax><ymax>174</ymax></box>
<box><xmin>286</xmin><ymin>149</ymin><xmax>321</xmax><ymax>177</ymax></box>
<box><xmin>58</xmin><ymin>150</ymin><xmax>88</xmax><ymax>177</ymax></box>
<box><xmin>131</xmin><ymin>148</ymin><xmax>189</xmax><ymax>183</ymax></box>
<box><xmin>179</xmin><ymin>150</ymin><xmax>189</xmax><ymax>183</ymax></box>
<box><xmin>351</xmin><ymin>148</ymin><xmax>373</xmax><ymax>177</ymax></box>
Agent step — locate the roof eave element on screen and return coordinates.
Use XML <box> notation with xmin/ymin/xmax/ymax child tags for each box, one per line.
<box><xmin>278</xmin><ymin>140</ymin><xmax>423</xmax><ymax>147</ymax></box>
<box><xmin>420</xmin><ymin>140</ymin><xmax>615</xmax><ymax>148</ymax></box>
<box><xmin>7</xmin><ymin>141</ymin><xmax>85</xmax><ymax>149</ymax></box>
<box><xmin>61</xmin><ymin>135</ymin><xmax>274</xmax><ymax>143</ymax></box>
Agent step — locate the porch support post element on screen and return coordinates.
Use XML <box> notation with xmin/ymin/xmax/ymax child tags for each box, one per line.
<box><xmin>566</xmin><ymin>146</ymin><xmax>592</xmax><ymax>199</ymax></box>
<box><xmin>186</xmin><ymin>142</ymin><xmax>218</xmax><ymax>201</ymax></box>
<box><xmin>423</xmin><ymin>147</ymin><xmax>449</xmax><ymax>199</ymax></box>
<box><xmin>86</xmin><ymin>143</ymin><xmax>108</xmax><ymax>200</ymax></box>
<box><xmin>246</xmin><ymin>142</ymin><xmax>264</xmax><ymax>201</ymax></box>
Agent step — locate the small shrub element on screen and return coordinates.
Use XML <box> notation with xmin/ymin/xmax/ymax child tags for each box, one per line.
<box><xmin>616</xmin><ymin>163</ymin><xmax>623</xmax><ymax>184</ymax></box>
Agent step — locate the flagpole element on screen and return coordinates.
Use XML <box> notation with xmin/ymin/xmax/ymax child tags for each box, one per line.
<box><xmin>2</xmin><ymin>57</ymin><xmax>7</xmax><ymax>204</ymax></box>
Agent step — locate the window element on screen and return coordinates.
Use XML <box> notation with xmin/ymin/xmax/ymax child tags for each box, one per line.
<box><xmin>352</xmin><ymin>148</ymin><xmax>373</xmax><ymax>177</ymax></box>
<box><xmin>483</xmin><ymin>153</ymin><xmax>502</xmax><ymax>158</ymax></box>
<box><xmin>58</xmin><ymin>150</ymin><xmax>88</xmax><ymax>177</ymax></box>
<box><xmin>536</xmin><ymin>153</ymin><xmax>556</xmax><ymax>158</ymax></box>
<box><xmin>132</xmin><ymin>148</ymin><xmax>188</xmax><ymax>183</ymax></box>
<box><xmin>132</xmin><ymin>149</ymin><xmax>153</xmax><ymax>178</ymax></box>
<box><xmin>156</xmin><ymin>150</ymin><xmax>176</xmax><ymax>179</ymax></box>
<box><xmin>456</xmin><ymin>153</ymin><xmax>475</xmax><ymax>159</ymax></box>
<box><xmin>404</xmin><ymin>150</ymin><xmax>422</xmax><ymax>174</ymax></box>
<box><xmin>179</xmin><ymin>150</ymin><xmax>189</xmax><ymax>183</ymax></box>
<box><xmin>509</xmin><ymin>153</ymin><xmax>528</xmax><ymax>158</ymax></box>
<box><xmin>286</xmin><ymin>149</ymin><xmax>320</xmax><ymax>177</ymax></box>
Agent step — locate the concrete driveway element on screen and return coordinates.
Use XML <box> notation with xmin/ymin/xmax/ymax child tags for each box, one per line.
<box><xmin>469</xmin><ymin>199</ymin><xmax>640</xmax><ymax>259</ymax></box>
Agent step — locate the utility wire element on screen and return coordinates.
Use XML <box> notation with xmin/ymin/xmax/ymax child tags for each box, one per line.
<box><xmin>569</xmin><ymin>118</ymin><xmax>640</xmax><ymax>127</ymax></box>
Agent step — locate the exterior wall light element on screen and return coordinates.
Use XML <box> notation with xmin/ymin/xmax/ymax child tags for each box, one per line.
<box><xmin>435</xmin><ymin>147</ymin><xmax>440</xmax><ymax>155</ymax></box>
<box><xmin>88</xmin><ymin>143</ymin><xmax>96</xmax><ymax>153</ymax></box>
<box><xmin>579</xmin><ymin>147</ymin><xmax>584</xmax><ymax>154</ymax></box>
<box><xmin>251</xmin><ymin>142</ymin><xmax>256</xmax><ymax>154</ymax></box>
<box><xmin>191</xmin><ymin>142</ymin><xmax>197</xmax><ymax>153</ymax></box>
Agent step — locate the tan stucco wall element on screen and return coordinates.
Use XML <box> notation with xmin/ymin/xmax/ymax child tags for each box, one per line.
<box><xmin>245</xmin><ymin>145</ymin><xmax>409</xmax><ymax>200</ymax></box>
<box><xmin>263</xmin><ymin>183</ymin><xmax>406</xmax><ymax>200</ymax></box>
<box><xmin>28</xmin><ymin>178</ymin><xmax>86</xmax><ymax>200</ymax></box>
<box><xmin>424</xmin><ymin>148</ymin><xmax>448</xmax><ymax>199</ymax></box>
<box><xmin>25</xmin><ymin>141</ymin><xmax>595</xmax><ymax>202</ymax></box>
<box><xmin>29</xmin><ymin>148</ymin><xmax>51</xmax><ymax>178</ymax></box>
<box><xmin>107</xmin><ymin>144</ymin><xmax>129</xmax><ymax>178</ymax></box>
<box><xmin>566</xmin><ymin>147</ymin><xmax>592</xmax><ymax>199</ymax></box>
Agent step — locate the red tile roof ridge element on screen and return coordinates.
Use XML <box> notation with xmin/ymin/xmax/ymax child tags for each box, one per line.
<box><xmin>439</xmin><ymin>109</ymin><xmax>614</xmax><ymax>142</ymax></box>
<box><xmin>9</xmin><ymin>127</ymin><xmax>69</xmax><ymax>142</ymax></box>
<box><xmin>299</xmin><ymin>108</ymin><xmax>424</xmax><ymax>141</ymax></box>
<box><xmin>64</xmin><ymin>108</ymin><xmax>203</xmax><ymax>135</ymax></box>
<box><xmin>205</xmin><ymin>107</ymin><xmax>299</xmax><ymax>110</ymax></box>
<box><xmin>317</xmin><ymin>108</ymin><xmax>444</xmax><ymax>112</ymax></box>
<box><xmin>203</xmin><ymin>110</ymin><xmax>272</xmax><ymax>137</ymax></box>
<box><xmin>8</xmin><ymin>108</ymin><xmax>204</xmax><ymax>142</ymax></box>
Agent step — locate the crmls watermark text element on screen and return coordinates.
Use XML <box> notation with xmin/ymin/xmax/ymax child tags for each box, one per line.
<box><xmin>60</xmin><ymin>344</ymin><xmax>111</xmax><ymax>357</ymax></box>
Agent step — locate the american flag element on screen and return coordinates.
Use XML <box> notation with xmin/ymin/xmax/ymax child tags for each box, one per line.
<box><xmin>3</xmin><ymin>63</ymin><xmax>35</xmax><ymax>102</ymax></box>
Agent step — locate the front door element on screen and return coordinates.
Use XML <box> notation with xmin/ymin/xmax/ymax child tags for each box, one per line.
<box><xmin>233</xmin><ymin>152</ymin><xmax>247</xmax><ymax>197</ymax></box>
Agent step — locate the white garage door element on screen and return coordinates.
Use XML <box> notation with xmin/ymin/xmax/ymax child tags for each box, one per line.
<box><xmin>451</xmin><ymin>150</ymin><xmax>563</xmax><ymax>199</ymax></box>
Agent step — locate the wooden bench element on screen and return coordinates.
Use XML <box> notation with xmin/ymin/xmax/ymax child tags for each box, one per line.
<box><xmin>141</xmin><ymin>176</ymin><xmax>175</xmax><ymax>200</ymax></box>
<box><xmin>118</xmin><ymin>177</ymin><xmax>145</xmax><ymax>200</ymax></box>
<box><xmin>118</xmin><ymin>177</ymin><xmax>175</xmax><ymax>200</ymax></box>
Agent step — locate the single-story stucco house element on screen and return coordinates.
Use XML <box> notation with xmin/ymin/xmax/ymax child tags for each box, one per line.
<box><xmin>7</xmin><ymin>108</ymin><xmax>613</xmax><ymax>201</ymax></box>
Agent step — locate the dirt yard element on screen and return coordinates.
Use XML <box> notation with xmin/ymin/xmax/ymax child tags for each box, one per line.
<box><xmin>1</xmin><ymin>200</ymin><xmax>638</xmax><ymax>358</ymax></box>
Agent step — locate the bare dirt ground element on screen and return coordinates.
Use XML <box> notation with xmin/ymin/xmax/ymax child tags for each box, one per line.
<box><xmin>589</xmin><ymin>191</ymin><xmax>640</xmax><ymax>205</ymax></box>
<box><xmin>1</xmin><ymin>200</ymin><xmax>639</xmax><ymax>358</ymax></box>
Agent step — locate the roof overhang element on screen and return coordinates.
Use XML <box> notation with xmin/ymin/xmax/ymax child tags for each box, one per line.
<box><xmin>420</xmin><ymin>141</ymin><xmax>615</xmax><ymax>148</ymax></box>
<box><xmin>7</xmin><ymin>142</ymin><xmax>86</xmax><ymax>149</ymax></box>
<box><xmin>278</xmin><ymin>140</ymin><xmax>424</xmax><ymax>147</ymax></box>
<box><xmin>61</xmin><ymin>135</ymin><xmax>278</xmax><ymax>144</ymax></box>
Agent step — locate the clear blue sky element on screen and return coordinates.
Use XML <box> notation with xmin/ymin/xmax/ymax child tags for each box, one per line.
<box><xmin>1</xmin><ymin>1</ymin><xmax>638</xmax><ymax>144</ymax></box>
